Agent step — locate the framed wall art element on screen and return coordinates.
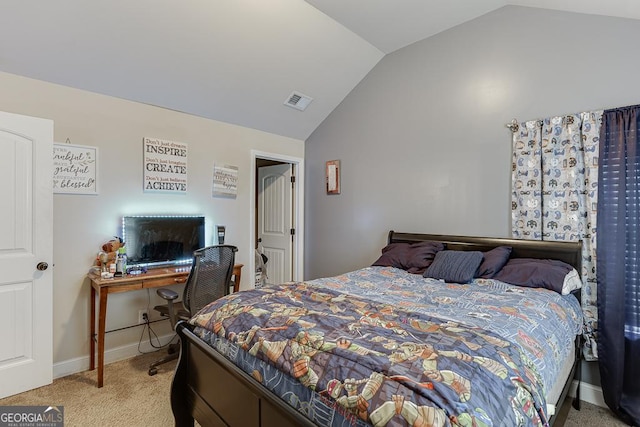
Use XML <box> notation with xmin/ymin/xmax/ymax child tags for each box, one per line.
<box><xmin>143</xmin><ymin>137</ymin><xmax>188</xmax><ymax>193</ymax></box>
<box><xmin>326</xmin><ymin>160</ymin><xmax>340</xmax><ymax>194</ymax></box>
<box><xmin>53</xmin><ymin>143</ymin><xmax>98</xmax><ymax>195</ymax></box>
<box><xmin>212</xmin><ymin>163</ymin><xmax>238</xmax><ymax>198</ymax></box>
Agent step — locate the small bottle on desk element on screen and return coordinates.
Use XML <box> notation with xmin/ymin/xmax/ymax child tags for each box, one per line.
<box><xmin>114</xmin><ymin>247</ymin><xmax>127</xmax><ymax>277</ymax></box>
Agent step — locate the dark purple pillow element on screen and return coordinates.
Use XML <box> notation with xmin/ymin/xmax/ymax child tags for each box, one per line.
<box><xmin>476</xmin><ymin>246</ymin><xmax>512</xmax><ymax>278</ymax></box>
<box><xmin>372</xmin><ymin>241</ymin><xmax>445</xmax><ymax>274</ymax></box>
<box><xmin>492</xmin><ymin>258</ymin><xmax>573</xmax><ymax>294</ymax></box>
<box><xmin>372</xmin><ymin>243</ymin><xmax>413</xmax><ymax>270</ymax></box>
<box><xmin>406</xmin><ymin>241</ymin><xmax>446</xmax><ymax>274</ymax></box>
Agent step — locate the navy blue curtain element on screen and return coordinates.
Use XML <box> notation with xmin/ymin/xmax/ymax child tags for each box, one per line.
<box><xmin>597</xmin><ymin>105</ymin><xmax>640</xmax><ymax>426</ymax></box>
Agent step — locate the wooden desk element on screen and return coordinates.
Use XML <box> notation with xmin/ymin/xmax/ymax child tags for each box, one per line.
<box><xmin>88</xmin><ymin>263</ymin><xmax>243</xmax><ymax>388</ymax></box>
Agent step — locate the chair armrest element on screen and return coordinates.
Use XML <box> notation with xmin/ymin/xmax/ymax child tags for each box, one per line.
<box><xmin>157</xmin><ymin>288</ymin><xmax>179</xmax><ymax>301</ymax></box>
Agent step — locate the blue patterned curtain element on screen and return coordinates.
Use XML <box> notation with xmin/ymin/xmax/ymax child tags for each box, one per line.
<box><xmin>511</xmin><ymin>112</ymin><xmax>601</xmax><ymax>361</ymax></box>
<box><xmin>597</xmin><ymin>105</ymin><xmax>640</xmax><ymax>425</ymax></box>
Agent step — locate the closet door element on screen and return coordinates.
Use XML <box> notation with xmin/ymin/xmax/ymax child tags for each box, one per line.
<box><xmin>258</xmin><ymin>164</ymin><xmax>292</xmax><ymax>286</ymax></box>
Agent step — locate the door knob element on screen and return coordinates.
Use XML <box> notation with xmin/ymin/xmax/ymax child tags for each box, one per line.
<box><xmin>36</xmin><ymin>262</ymin><xmax>49</xmax><ymax>271</ymax></box>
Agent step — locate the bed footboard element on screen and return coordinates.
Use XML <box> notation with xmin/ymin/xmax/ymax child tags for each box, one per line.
<box><xmin>171</xmin><ymin>321</ymin><xmax>315</xmax><ymax>427</ymax></box>
<box><xmin>172</xmin><ymin>320</ymin><xmax>581</xmax><ymax>427</ymax></box>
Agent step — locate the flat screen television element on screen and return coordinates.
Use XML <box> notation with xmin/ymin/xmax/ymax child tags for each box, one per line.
<box><xmin>122</xmin><ymin>215</ymin><xmax>205</xmax><ymax>268</ymax></box>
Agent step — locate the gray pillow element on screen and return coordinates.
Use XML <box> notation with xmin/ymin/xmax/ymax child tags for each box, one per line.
<box><xmin>423</xmin><ymin>250</ymin><xmax>484</xmax><ymax>284</ymax></box>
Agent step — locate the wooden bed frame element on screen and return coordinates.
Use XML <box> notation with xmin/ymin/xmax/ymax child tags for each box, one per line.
<box><xmin>171</xmin><ymin>231</ymin><xmax>583</xmax><ymax>426</ymax></box>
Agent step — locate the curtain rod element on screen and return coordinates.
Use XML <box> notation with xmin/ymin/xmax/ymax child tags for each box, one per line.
<box><xmin>506</xmin><ymin>115</ymin><xmax>581</xmax><ymax>133</ymax></box>
<box><xmin>506</xmin><ymin>118</ymin><xmax>518</xmax><ymax>133</ymax></box>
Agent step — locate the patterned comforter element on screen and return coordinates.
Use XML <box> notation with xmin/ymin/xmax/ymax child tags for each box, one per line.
<box><xmin>190</xmin><ymin>266</ymin><xmax>582</xmax><ymax>427</ymax></box>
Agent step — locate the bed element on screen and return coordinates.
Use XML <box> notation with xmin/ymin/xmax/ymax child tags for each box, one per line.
<box><xmin>170</xmin><ymin>232</ymin><xmax>583</xmax><ymax>427</ymax></box>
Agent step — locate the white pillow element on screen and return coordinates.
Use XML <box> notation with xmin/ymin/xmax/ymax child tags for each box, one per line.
<box><xmin>562</xmin><ymin>268</ymin><xmax>582</xmax><ymax>295</ymax></box>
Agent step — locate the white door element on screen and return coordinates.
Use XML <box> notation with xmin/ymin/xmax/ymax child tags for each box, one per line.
<box><xmin>258</xmin><ymin>164</ymin><xmax>292</xmax><ymax>286</ymax></box>
<box><xmin>0</xmin><ymin>111</ymin><xmax>53</xmax><ymax>398</ymax></box>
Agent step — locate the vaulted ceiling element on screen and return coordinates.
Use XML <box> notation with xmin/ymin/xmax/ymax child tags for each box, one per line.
<box><xmin>1</xmin><ymin>1</ymin><xmax>638</xmax><ymax>140</ymax></box>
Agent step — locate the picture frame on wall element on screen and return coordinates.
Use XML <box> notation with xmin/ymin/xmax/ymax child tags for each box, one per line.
<box><xmin>53</xmin><ymin>143</ymin><xmax>98</xmax><ymax>195</ymax></box>
<box><xmin>212</xmin><ymin>163</ymin><xmax>238</xmax><ymax>198</ymax></box>
<box><xmin>326</xmin><ymin>160</ymin><xmax>340</xmax><ymax>194</ymax></box>
<box><xmin>142</xmin><ymin>137</ymin><xmax>188</xmax><ymax>193</ymax></box>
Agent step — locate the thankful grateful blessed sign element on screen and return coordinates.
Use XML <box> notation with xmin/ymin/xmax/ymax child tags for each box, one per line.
<box><xmin>143</xmin><ymin>137</ymin><xmax>188</xmax><ymax>193</ymax></box>
<box><xmin>53</xmin><ymin>143</ymin><xmax>98</xmax><ymax>194</ymax></box>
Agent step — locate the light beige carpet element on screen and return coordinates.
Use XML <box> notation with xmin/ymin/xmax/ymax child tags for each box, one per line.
<box><xmin>0</xmin><ymin>352</ymin><xmax>175</xmax><ymax>426</ymax></box>
<box><xmin>0</xmin><ymin>351</ymin><xmax>630</xmax><ymax>426</ymax></box>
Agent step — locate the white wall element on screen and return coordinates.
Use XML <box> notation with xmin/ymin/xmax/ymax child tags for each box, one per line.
<box><xmin>0</xmin><ymin>71</ymin><xmax>304</xmax><ymax>372</ymax></box>
<box><xmin>304</xmin><ymin>5</ymin><xmax>640</xmax><ymax>387</ymax></box>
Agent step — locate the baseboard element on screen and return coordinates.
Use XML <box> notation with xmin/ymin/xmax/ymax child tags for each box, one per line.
<box><xmin>569</xmin><ymin>380</ymin><xmax>606</xmax><ymax>408</ymax></box>
<box><xmin>53</xmin><ymin>332</ymin><xmax>176</xmax><ymax>380</ymax></box>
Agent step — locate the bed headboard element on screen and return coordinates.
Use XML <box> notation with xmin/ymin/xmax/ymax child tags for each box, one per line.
<box><xmin>388</xmin><ymin>231</ymin><xmax>582</xmax><ymax>274</ymax></box>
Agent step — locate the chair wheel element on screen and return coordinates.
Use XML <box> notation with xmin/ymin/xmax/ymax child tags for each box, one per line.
<box><xmin>148</xmin><ymin>368</ymin><xmax>158</xmax><ymax>376</ymax></box>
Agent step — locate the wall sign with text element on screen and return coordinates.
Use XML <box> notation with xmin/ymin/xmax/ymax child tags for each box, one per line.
<box><xmin>53</xmin><ymin>143</ymin><xmax>98</xmax><ymax>195</ymax></box>
<box><xmin>212</xmin><ymin>164</ymin><xmax>238</xmax><ymax>197</ymax></box>
<box><xmin>143</xmin><ymin>137</ymin><xmax>188</xmax><ymax>193</ymax></box>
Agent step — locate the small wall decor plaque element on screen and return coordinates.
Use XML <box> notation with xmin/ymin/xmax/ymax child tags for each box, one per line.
<box><xmin>53</xmin><ymin>143</ymin><xmax>98</xmax><ymax>194</ymax></box>
<box><xmin>326</xmin><ymin>160</ymin><xmax>340</xmax><ymax>194</ymax></box>
<box><xmin>213</xmin><ymin>164</ymin><xmax>238</xmax><ymax>198</ymax></box>
<box><xmin>143</xmin><ymin>137</ymin><xmax>188</xmax><ymax>193</ymax></box>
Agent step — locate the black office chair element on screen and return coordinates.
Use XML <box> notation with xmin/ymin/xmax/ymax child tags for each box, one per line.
<box><xmin>148</xmin><ymin>244</ymin><xmax>237</xmax><ymax>375</ymax></box>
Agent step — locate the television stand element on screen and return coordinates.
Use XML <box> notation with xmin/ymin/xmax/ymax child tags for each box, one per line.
<box><xmin>87</xmin><ymin>264</ymin><xmax>243</xmax><ymax>388</ymax></box>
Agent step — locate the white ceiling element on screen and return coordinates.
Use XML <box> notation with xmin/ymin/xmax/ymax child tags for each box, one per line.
<box><xmin>307</xmin><ymin>0</ymin><xmax>640</xmax><ymax>54</ymax></box>
<box><xmin>0</xmin><ymin>0</ymin><xmax>638</xmax><ymax>141</ymax></box>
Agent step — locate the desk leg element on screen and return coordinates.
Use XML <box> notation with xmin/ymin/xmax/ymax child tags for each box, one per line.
<box><xmin>97</xmin><ymin>287</ymin><xmax>108</xmax><ymax>388</ymax></box>
<box><xmin>233</xmin><ymin>266</ymin><xmax>242</xmax><ymax>293</ymax></box>
<box><xmin>90</xmin><ymin>285</ymin><xmax>96</xmax><ymax>371</ymax></box>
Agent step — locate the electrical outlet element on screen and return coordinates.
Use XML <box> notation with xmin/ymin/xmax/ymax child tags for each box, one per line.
<box><xmin>138</xmin><ymin>310</ymin><xmax>148</xmax><ymax>324</ymax></box>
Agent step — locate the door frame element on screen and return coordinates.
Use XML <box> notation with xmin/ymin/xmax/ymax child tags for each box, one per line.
<box><xmin>250</xmin><ymin>150</ymin><xmax>304</xmax><ymax>286</ymax></box>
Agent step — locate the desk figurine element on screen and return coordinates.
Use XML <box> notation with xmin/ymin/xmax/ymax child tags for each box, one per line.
<box><xmin>94</xmin><ymin>236</ymin><xmax>124</xmax><ymax>273</ymax></box>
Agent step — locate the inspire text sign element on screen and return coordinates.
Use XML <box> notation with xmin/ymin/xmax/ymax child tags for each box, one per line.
<box><xmin>143</xmin><ymin>137</ymin><xmax>188</xmax><ymax>193</ymax></box>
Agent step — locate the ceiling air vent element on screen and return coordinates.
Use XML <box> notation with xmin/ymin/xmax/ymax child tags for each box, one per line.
<box><xmin>284</xmin><ymin>91</ymin><xmax>313</xmax><ymax>111</ymax></box>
